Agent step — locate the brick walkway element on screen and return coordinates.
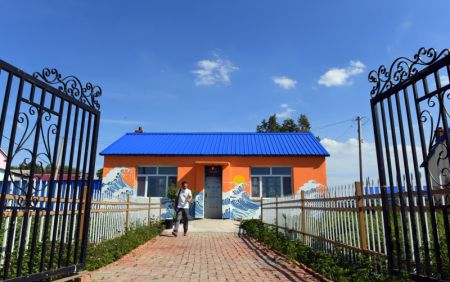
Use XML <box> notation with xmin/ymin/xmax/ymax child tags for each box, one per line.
<box><xmin>84</xmin><ymin>232</ymin><xmax>319</xmax><ymax>282</ymax></box>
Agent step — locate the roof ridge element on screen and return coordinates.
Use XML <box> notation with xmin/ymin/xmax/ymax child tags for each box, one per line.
<box><xmin>125</xmin><ymin>132</ymin><xmax>313</xmax><ymax>135</ymax></box>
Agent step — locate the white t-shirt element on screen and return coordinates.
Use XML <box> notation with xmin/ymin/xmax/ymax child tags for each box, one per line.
<box><xmin>177</xmin><ymin>188</ymin><xmax>192</xmax><ymax>209</ymax></box>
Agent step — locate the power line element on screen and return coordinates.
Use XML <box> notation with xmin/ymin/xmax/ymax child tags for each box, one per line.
<box><xmin>314</xmin><ymin>118</ymin><xmax>354</xmax><ymax>130</ymax></box>
<box><xmin>332</xmin><ymin>123</ymin><xmax>354</xmax><ymax>140</ymax></box>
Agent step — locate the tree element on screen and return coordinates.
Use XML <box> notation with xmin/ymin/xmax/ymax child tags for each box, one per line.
<box><xmin>256</xmin><ymin>119</ymin><xmax>269</xmax><ymax>132</ymax></box>
<box><xmin>298</xmin><ymin>114</ymin><xmax>311</xmax><ymax>132</ymax></box>
<box><xmin>256</xmin><ymin>115</ymin><xmax>281</xmax><ymax>132</ymax></box>
<box><xmin>256</xmin><ymin>113</ymin><xmax>316</xmax><ymax>134</ymax></box>
<box><xmin>267</xmin><ymin>114</ymin><xmax>280</xmax><ymax>132</ymax></box>
<box><xmin>281</xmin><ymin>118</ymin><xmax>297</xmax><ymax>132</ymax></box>
<box><xmin>96</xmin><ymin>168</ymin><xmax>103</xmax><ymax>180</ymax></box>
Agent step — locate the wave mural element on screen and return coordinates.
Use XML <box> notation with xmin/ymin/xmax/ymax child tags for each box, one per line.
<box><xmin>161</xmin><ymin>191</ymin><xmax>204</xmax><ymax>220</ymax></box>
<box><xmin>297</xmin><ymin>180</ymin><xmax>326</xmax><ymax>219</ymax></box>
<box><xmin>222</xmin><ymin>175</ymin><xmax>260</xmax><ymax>219</ymax></box>
<box><xmin>102</xmin><ymin>167</ymin><xmax>135</xmax><ymax>195</ymax></box>
<box><xmin>160</xmin><ymin>197</ymin><xmax>175</xmax><ymax>220</ymax></box>
<box><xmin>191</xmin><ymin>191</ymin><xmax>204</xmax><ymax>218</ymax></box>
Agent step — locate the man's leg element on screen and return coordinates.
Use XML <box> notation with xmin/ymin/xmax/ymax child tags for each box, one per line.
<box><xmin>173</xmin><ymin>208</ymin><xmax>182</xmax><ymax>236</ymax></box>
<box><xmin>183</xmin><ymin>208</ymin><xmax>189</xmax><ymax>235</ymax></box>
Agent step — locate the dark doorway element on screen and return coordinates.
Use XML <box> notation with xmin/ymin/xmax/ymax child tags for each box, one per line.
<box><xmin>204</xmin><ymin>166</ymin><xmax>222</xmax><ymax>219</ymax></box>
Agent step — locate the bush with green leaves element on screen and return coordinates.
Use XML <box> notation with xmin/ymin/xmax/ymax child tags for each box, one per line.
<box><xmin>86</xmin><ymin>223</ymin><xmax>163</xmax><ymax>271</ymax></box>
<box><xmin>241</xmin><ymin>219</ymin><xmax>411</xmax><ymax>282</ymax></box>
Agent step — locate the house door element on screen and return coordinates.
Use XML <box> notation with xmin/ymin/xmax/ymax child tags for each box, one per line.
<box><xmin>204</xmin><ymin>166</ymin><xmax>222</xmax><ymax>219</ymax></box>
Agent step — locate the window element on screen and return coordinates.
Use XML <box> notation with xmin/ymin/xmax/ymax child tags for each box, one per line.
<box><xmin>159</xmin><ymin>167</ymin><xmax>177</xmax><ymax>175</ymax></box>
<box><xmin>272</xmin><ymin>167</ymin><xmax>291</xmax><ymax>175</ymax></box>
<box><xmin>250</xmin><ymin>167</ymin><xmax>271</xmax><ymax>175</ymax></box>
<box><xmin>138</xmin><ymin>167</ymin><xmax>156</xmax><ymax>175</ymax></box>
<box><xmin>136</xmin><ymin>166</ymin><xmax>177</xmax><ymax>197</ymax></box>
<box><xmin>250</xmin><ymin>167</ymin><xmax>292</xmax><ymax>197</ymax></box>
<box><xmin>251</xmin><ymin>177</ymin><xmax>260</xmax><ymax>197</ymax></box>
<box><xmin>283</xmin><ymin>177</ymin><xmax>292</xmax><ymax>196</ymax></box>
<box><xmin>137</xmin><ymin>176</ymin><xmax>146</xmax><ymax>197</ymax></box>
<box><xmin>147</xmin><ymin>176</ymin><xmax>166</xmax><ymax>197</ymax></box>
<box><xmin>262</xmin><ymin>177</ymin><xmax>281</xmax><ymax>197</ymax></box>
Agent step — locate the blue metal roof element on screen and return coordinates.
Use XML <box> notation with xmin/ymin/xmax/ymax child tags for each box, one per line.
<box><xmin>100</xmin><ymin>132</ymin><xmax>330</xmax><ymax>157</ymax></box>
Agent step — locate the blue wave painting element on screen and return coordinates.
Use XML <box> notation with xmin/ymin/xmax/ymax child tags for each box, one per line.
<box><xmin>162</xmin><ymin>191</ymin><xmax>204</xmax><ymax>220</ymax></box>
<box><xmin>222</xmin><ymin>183</ymin><xmax>260</xmax><ymax>219</ymax></box>
<box><xmin>102</xmin><ymin>167</ymin><xmax>134</xmax><ymax>195</ymax></box>
<box><xmin>193</xmin><ymin>191</ymin><xmax>204</xmax><ymax>218</ymax></box>
<box><xmin>160</xmin><ymin>197</ymin><xmax>175</xmax><ymax>220</ymax></box>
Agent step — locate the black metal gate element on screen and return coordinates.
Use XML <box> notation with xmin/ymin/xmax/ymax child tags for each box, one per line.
<box><xmin>370</xmin><ymin>48</ymin><xmax>450</xmax><ymax>280</ymax></box>
<box><xmin>0</xmin><ymin>59</ymin><xmax>100</xmax><ymax>281</ymax></box>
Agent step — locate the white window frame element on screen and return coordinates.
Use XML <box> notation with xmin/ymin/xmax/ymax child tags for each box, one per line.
<box><xmin>250</xmin><ymin>167</ymin><xmax>292</xmax><ymax>198</ymax></box>
<box><xmin>137</xmin><ymin>166</ymin><xmax>177</xmax><ymax>198</ymax></box>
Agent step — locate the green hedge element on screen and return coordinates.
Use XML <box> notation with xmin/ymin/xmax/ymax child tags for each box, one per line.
<box><xmin>86</xmin><ymin>223</ymin><xmax>163</xmax><ymax>271</ymax></box>
<box><xmin>241</xmin><ymin>219</ymin><xmax>411</xmax><ymax>282</ymax></box>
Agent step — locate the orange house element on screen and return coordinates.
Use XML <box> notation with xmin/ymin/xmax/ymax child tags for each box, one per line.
<box><xmin>100</xmin><ymin>132</ymin><xmax>329</xmax><ymax>219</ymax></box>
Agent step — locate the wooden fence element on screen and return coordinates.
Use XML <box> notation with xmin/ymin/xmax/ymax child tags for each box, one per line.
<box><xmin>89</xmin><ymin>189</ymin><xmax>162</xmax><ymax>243</ymax></box>
<box><xmin>260</xmin><ymin>180</ymin><xmax>450</xmax><ymax>263</ymax></box>
<box><xmin>0</xmin><ymin>179</ymin><xmax>162</xmax><ymax>265</ymax></box>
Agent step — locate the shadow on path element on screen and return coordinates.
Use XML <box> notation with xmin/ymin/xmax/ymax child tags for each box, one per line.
<box><xmin>238</xmin><ymin>229</ymin><xmax>307</xmax><ymax>281</ymax></box>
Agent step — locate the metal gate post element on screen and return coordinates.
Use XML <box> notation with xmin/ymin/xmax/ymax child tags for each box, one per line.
<box><xmin>371</xmin><ymin>101</ymin><xmax>394</xmax><ymax>274</ymax></box>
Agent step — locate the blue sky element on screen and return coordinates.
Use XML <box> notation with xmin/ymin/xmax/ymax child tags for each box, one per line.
<box><xmin>1</xmin><ymin>0</ymin><xmax>450</xmax><ymax>183</ymax></box>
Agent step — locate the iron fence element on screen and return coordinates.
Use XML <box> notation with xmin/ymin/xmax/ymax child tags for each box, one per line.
<box><xmin>369</xmin><ymin>47</ymin><xmax>450</xmax><ymax>280</ymax></box>
<box><xmin>260</xmin><ymin>180</ymin><xmax>450</xmax><ymax>280</ymax></box>
<box><xmin>0</xmin><ymin>58</ymin><xmax>101</xmax><ymax>281</ymax></box>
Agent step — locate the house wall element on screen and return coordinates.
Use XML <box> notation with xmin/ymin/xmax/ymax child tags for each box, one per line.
<box><xmin>0</xmin><ymin>152</ymin><xmax>6</xmax><ymax>170</ymax></box>
<box><xmin>102</xmin><ymin>155</ymin><xmax>327</xmax><ymax>219</ymax></box>
<box><xmin>428</xmin><ymin>143</ymin><xmax>450</xmax><ymax>187</ymax></box>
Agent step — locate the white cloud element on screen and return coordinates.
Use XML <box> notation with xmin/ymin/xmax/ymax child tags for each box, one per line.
<box><xmin>192</xmin><ymin>54</ymin><xmax>238</xmax><ymax>86</ymax></box>
<box><xmin>400</xmin><ymin>15</ymin><xmax>413</xmax><ymax>31</ymax></box>
<box><xmin>276</xmin><ymin>103</ymin><xmax>296</xmax><ymax>119</ymax></box>
<box><xmin>272</xmin><ymin>76</ymin><xmax>297</xmax><ymax>89</ymax></box>
<box><xmin>321</xmin><ymin>138</ymin><xmax>378</xmax><ymax>185</ymax></box>
<box><xmin>318</xmin><ymin>60</ymin><xmax>366</xmax><ymax>87</ymax></box>
<box><xmin>400</xmin><ymin>19</ymin><xmax>412</xmax><ymax>30</ymax></box>
<box><xmin>321</xmin><ymin>137</ymin><xmax>422</xmax><ymax>185</ymax></box>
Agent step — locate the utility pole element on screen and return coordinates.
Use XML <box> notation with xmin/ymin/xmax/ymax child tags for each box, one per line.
<box><xmin>356</xmin><ymin>116</ymin><xmax>363</xmax><ymax>187</ymax></box>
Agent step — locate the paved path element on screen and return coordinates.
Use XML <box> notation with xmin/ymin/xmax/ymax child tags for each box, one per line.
<box><xmin>84</xmin><ymin>220</ymin><xmax>319</xmax><ymax>282</ymax></box>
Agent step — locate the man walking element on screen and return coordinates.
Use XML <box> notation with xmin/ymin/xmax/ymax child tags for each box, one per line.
<box><xmin>172</xmin><ymin>181</ymin><xmax>192</xmax><ymax>237</ymax></box>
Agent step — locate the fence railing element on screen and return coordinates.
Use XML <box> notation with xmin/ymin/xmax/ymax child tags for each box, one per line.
<box><xmin>0</xmin><ymin>179</ymin><xmax>162</xmax><ymax>267</ymax></box>
<box><xmin>89</xmin><ymin>189</ymin><xmax>162</xmax><ymax>243</ymax></box>
<box><xmin>260</xmin><ymin>180</ymin><xmax>450</xmax><ymax>265</ymax></box>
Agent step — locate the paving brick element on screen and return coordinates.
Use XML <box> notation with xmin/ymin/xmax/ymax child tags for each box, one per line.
<box><xmin>84</xmin><ymin>233</ymin><xmax>319</xmax><ymax>282</ymax></box>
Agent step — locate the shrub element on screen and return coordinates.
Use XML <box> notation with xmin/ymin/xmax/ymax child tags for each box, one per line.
<box><xmin>86</xmin><ymin>223</ymin><xmax>163</xmax><ymax>271</ymax></box>
<box><xmin>241</xmin><ymin>219</ymin><xmax>411</xmax><ymax>282</ymax></box>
